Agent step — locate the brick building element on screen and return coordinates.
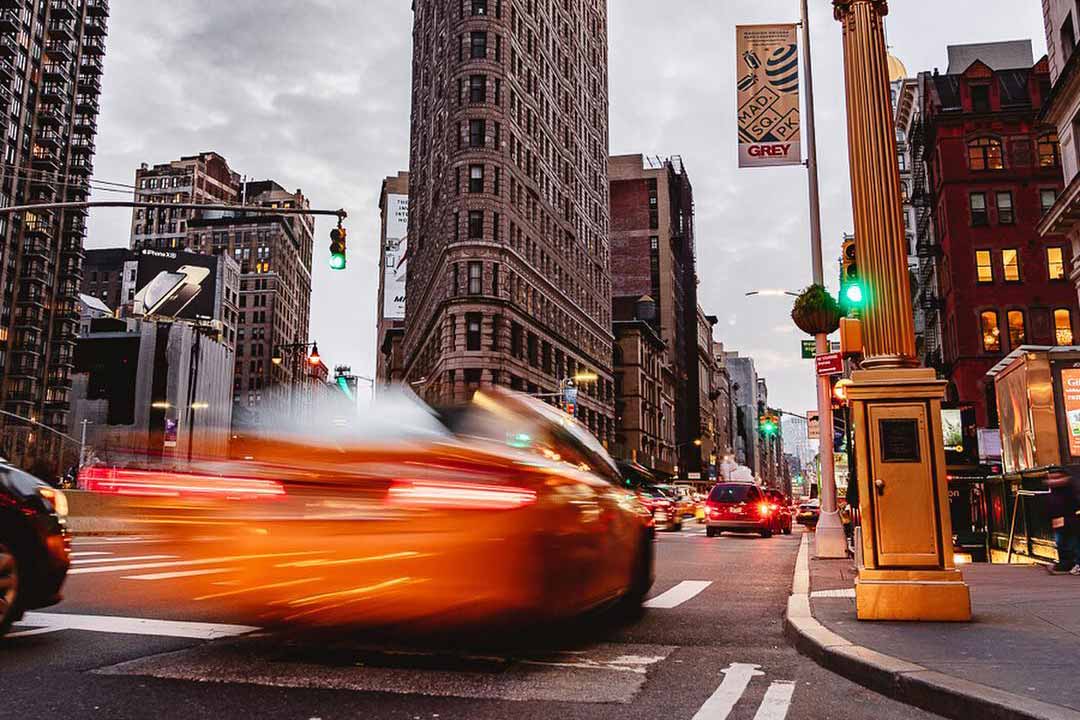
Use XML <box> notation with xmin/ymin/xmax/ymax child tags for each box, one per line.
<box><xmin>403</xmin><ymin>0</ymin><xmax>616</xmax><ymax>443</ymax></box>
<box><xmin>609</xmin><ymin>154</ymin><xmax>702</xmax><ymax>479</ymax></box>
<box><xmin>82</xmin><ymin>248</ymin><xmax>134</xmax><ymax>310</ymax></box>
<box><xmin>376</xmin><ymin>171</ymin><xmax>409</xmax><ymax>387</ymax></box>
<box><xmin>919</xmin><ymin>42</ymin><xmax>1078</xmax><ymax>426</ymax></box>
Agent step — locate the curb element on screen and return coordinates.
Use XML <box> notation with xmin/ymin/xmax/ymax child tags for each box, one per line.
<box><xmin>784</xmin><ymin>533</ymin><xmax>1080</xmax><ymax>720</ymax></box>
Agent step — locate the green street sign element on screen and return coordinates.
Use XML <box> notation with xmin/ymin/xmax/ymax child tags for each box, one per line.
<box><xmin>801</xmin><ymin>340</ymin><xmax>816</xmax><ymax>359</ymax></box>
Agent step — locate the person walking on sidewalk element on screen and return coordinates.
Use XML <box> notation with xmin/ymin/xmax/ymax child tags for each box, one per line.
<box><xmin>1045</xmin><ymin>467</ymin><xmax>1080</xmax><ymax>575</ymax></box>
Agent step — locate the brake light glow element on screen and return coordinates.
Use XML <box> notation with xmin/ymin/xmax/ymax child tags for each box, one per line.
<box><xmin>758</xmin><ymin>502</ymin><xmax>772</xmax><ymax>516</ymax></box>
<box><xmin>387</xmin><ymin>480</ymin><xmax>537</xmax><ymax>510</ymax></box>
<box><xmin>79</xmin><ymin>467</ymin><xmax>285</xmax><ymax>500</ymax></box>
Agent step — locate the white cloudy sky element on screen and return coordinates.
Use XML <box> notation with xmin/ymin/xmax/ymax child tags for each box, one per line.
<box><xmin>87</xmin><ymin>1</ymin><xmax>1047</xmax><ymax>415</ymax></box>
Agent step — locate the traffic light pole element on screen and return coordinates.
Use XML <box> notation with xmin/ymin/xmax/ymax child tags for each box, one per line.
<box><xmin>802</xmin><ymin>0</ymin><xmax>846</xmax><ymax>558</ymax></box>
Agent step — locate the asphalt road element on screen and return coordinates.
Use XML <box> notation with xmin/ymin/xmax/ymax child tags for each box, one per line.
<box><xmin>0</xmin><ymin>525</ymin><xmax>941</xmax><ymax>720</ymax></box>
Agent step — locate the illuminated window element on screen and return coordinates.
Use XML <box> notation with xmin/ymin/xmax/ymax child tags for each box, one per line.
<box><xmin>1007</xmin><ymin>310</ymin><xmax>1026</xmax><ymax>348</ymax></box>
<box><xmin>1038</xmin><ymin>133</ymin><xmax>1061</xmax><ymax>167</ymax></box>
<box><xmin>975</xmin><ymin>250</ymin><xmax>993</xmax><ymax>283</ymax></box>
<box><xmin>1048</xmin><ymin>247</ymin><xmax>1066</xmax><ymax>280</ymax></box>
<box><xmin>1002</xmin><ymin>248</ymin><xmax>1020</xmax><ymax>281</ymax></box>
<box><xmin>968</xmin><ymin>137</ymin><xmax>1004</xmax><ymax>170</ymax></box>
<box><xmin>1056</xmin><ymin>308</ymin><xmax>1074</xmax><ymax>345</ymax></box>
<box><xmin>981</xmin><ymin>310</ymin><xmax>1001</xmax><ymax>352</ymax></box>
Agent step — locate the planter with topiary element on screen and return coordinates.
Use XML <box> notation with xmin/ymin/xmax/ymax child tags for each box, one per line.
<box><xmin>791</xmin><ymin>284</ymin><xmax>842</xmax><ymax>336</ymax></box>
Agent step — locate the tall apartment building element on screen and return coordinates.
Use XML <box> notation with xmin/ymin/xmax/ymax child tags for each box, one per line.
<box><xmin>918</xmin><ymin>42</ymin><xmax>1077</xmax><ymax>426</ymax></box>
<box><xmin>130</xmin><ymin>152</ymin><xmax>240</xmax><ymax>251</ymax></box>
<box><xmin>0</xmin><ymin>0</ymin><xmax>109</xmax><ymax>473</ymax></box>
<box><xmin>609</xmin><ymin>154</ymin><xmax>701</xmax><ymax>480</ymax></box>
<box><xmin>403</xmin><ymin>0</ymin><xmax>616</xmax><ymax>444</ymax></box>
<box><xmin>1039</xmin><ymin>2</ymin><xmax>1080</xmax><ymax>307</ymax></box>
<box><xmin>376</xmin><ymin>171</ymin><xmax>408</xmax><ymax>387</ymax></box>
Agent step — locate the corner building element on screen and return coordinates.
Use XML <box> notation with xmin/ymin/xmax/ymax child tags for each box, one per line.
<box><xmin>404</xmin><ymin>0</ymin><xmax>615</xmax><ymax>443</ymax></box>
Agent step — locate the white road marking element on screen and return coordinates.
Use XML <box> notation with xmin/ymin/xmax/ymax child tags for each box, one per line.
<box><xmin>753</xmin><ymin>682</ymin><xmax>796</xmax><ymax>720</ymax></box>
<box><xmin>6</xmin><ymin>626</ymin><xmax>62</xmax><ymax>638</ymax></box>
<box><xmin>17</xmin><ymin>612</ymin><xmax>259</xmax><ymax>639</ymax></box>
<box><xmin>644</xmin><ymin>580</ymin><xmax>712</xmax><ymax>608</ymax></box>
<box><xmin>68</xmin><ymin>551</ymin><xmax>325</xmax><ymax>575</ymax></box>
<box><xmin>693</xmin><ymin>663</ymin><xmax>764</xmax><ymax>719</ymax></box>
<box><xmin>71</xmin><ymin>555</ymin><xmax>175</xmax><ymax>565</ymax></box>
<box><xmin>123</xmin><ymin>568</ymin><xmax>236</xmax><ymax>581</ymax></box>
<box><xmin>809</xmin><ymin>588</ymin><xmax>855</xmax><ymax>599</ymax></box>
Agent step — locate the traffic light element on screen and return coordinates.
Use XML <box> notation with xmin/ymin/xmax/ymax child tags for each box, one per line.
<box><xmin>840</xmin><ymin>236</ymin><xmax>866</xmax><ymax>314</ymax></box>
<box><xmin>759</xmin><ymin>413</ymin><xmax>780</xmax><ymax>437</ymax></box>
<box><xmin>329</xmin><ymin>226</ymin><xmax>347</xmax><ymax>270</ymax></box>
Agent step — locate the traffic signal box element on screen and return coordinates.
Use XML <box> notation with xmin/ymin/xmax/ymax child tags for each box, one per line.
<box><xmin>329</xmin><ymin>227</ymin><xmax>347</xmax><ymax>270</ymax></box>
<box><xmin>840</xmin><ymin>236</ymin><xmax>866</xmax><ymax>314</ymax></box>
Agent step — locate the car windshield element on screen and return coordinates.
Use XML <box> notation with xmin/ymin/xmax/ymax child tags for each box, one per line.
<box><xmin>709</xmin><ymin>484</ymin><xmax>756</xmax><ymax>502</ymax></box>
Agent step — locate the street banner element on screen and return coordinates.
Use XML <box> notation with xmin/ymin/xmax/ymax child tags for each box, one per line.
<box><xmin>736</xmin><ymin>24</ymin><xmax>801</xmax><ymax>168</ymax></box>
<box><xmin>807</xmin><ymin>410</ymin><xmax>820</xmax><ymax>440</ymax></box>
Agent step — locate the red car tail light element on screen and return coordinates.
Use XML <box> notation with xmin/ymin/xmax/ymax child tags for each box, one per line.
<box><xmin>80</xmin><ymin>467</ymin><xmax>286</xmax><ymax>500</ymax></box>
<box><xmin>758</xmin><ymin>502</ymin><xmax>772</xmax><ymax>516</ymax></box>
<box><xmin>386</xmin><ymin>480</ymin><xmax>537</xmax><ymax>511</ymax></box>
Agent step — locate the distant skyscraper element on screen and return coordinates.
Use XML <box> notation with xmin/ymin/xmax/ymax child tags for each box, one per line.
<box><xmin>402</xmin><ymin>0</ymin><xmax>615</xmax><ymax>442</ymax></box>
<box><xmin>0</xmin><ymin>0</ymin><xmax>110</xmax><ymax>472</ymax></box>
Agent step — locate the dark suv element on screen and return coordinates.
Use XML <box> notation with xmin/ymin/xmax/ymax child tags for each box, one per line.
<box><xmin>0</xmin><ymin>465</ymin><xmax>70</xmax><ymax>636</ymax></box>
<box><xmin>704</xmin><ymin>482</ymin><xmax>775</xmax><ymax>538</ymax></box>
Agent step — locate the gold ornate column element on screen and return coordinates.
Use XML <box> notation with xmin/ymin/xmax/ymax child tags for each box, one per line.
<box><xmin>834</xmin><ymin>0</ymin><xmax>970</xmax><ymax>621</ymax></box>
<box><xmin>834</xmin><ymin>0</ymin><xmax>916</xmax><ymax>369</ymax></box>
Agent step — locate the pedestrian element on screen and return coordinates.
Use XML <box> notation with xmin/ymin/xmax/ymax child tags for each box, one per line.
<box><xmin>1044</xmin><ymin>467</ymin><xmax>1080</xmax><ymax>575</ymax></box>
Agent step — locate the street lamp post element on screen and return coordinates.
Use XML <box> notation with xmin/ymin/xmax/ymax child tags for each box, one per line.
<box><xmin>833</xmin><ymin>0</ymin><xmax>970</xmax><ymax>621</ymax></box>
<box><xmin>271</xmin><ymin>341</ymin><xmax>320</xmax><ymax>416</ymax></box>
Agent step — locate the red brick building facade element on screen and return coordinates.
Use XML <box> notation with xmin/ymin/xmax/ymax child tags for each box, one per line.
<box><xmin>922</xmin><ymin>56</ymin><xmax>1078</xmax><ymax>426</ymax></box>
<box><xmin>403</xmin><ymin>0</ymin><xmax>615</xmax><ymax>442</ymax></box>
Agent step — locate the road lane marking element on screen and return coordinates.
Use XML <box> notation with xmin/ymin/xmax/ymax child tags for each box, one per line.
<box><xmin>68</xmin><ymin>551</ymin><xmax>326</xmax><ymax>575</ymax></box>
<box><xmin>70</xmin><ymin>551</ymin><xmax>112</xmax><ymax>557</ymax></box>
<box><xmin>644</xmin><ymin>580</ymin><xmax>712</xmax><ymax>608</ymax></box>
<box><xmin>693</xmin><ymin>663</ymin><xmax>764</xmax><ymax>719</ymax></box>
<box><xmin>194</xmin><ymin>576</ymin><xmax>323</xmax><ymax>601</ymax></box>
<box><xmin>809</xmin><ymin>588</ymin><xmax>855</xmax><ymax>599</ymax></box>
<box><xmin>71</xmin><ymin>554</ymin><xmax>175</xmax><ymax>565</ymax></box>
<box><xmin>123</xmin><ymin>568</ymin><xmax>236</xmax><ymax>581</ymax></box>
<box><xmin>753</xmin><ymin>682</ymin><xmax>795</xmax><ymax>720</ymax></box>
<box><xmin>6</xmin><ymin>626</ymin><xmax>62</xmax><ymax>638</ymax></box>
<box><xmin>17</xmin><ymin>612</ymin><xmax>259</xmax><ymax>639</ymax></box>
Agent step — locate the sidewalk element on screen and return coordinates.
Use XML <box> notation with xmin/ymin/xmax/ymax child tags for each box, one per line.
<box><xmin>786</xmin><ymin>534</ymin><xmax>1080</xmax><ymax>720</ymax></box>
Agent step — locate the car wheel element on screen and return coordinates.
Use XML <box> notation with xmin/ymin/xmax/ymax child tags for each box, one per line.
<box><xmin>760</xmin><ymin>529</ymin><xmax>773</xmax><ymax>539</ymax></box>
<box><xmin>620</xmin><ymin>533</ymin><xmax>655</xmax><ymax>612</ymax></box>
<box><xmin>783</xmin><ymin>525</ymin><xmax>792</xmax><ymax>535</ymax></box>
<box><xmin>706</xmin><ymin>527</ymin><xmax>716</xmax><ymax>538</ymax></box>
<box><xmin>673</xmin><ymin>520</ymin><xmax>683</xmax><ymax>532</ymax></box>
<box><xmin>0</xmin><ymin>541</ymin><xmax>20</xmax><ymax>637</ymax></box>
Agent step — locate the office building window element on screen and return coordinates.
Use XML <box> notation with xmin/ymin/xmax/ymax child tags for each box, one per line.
<box><xmin>1007</xmin><ymin>310</ymin><xmax>1026</xmax><ymax>348</ymax></box>
<box><xmin>469</xmin><ymin>119</ymin><xmax>485</xmax><ymax>147</ymax></box>
<box><xmin>469</xmin><ymin>164</ymin><xmax>484</xmax><ymax>192</ymax></box>
<box><xmin>975</xmin><ymin>250</ymin><xmax>993</xmax><ymax>283</ymax></box>
<box><xmin>466</xmin><ymin>313</ymin><xmax>482</xmax><ymax>351</ymax></box>
<box><xmin>996</xmin><ymin>191</ymin><xmax>1013</xmax><ymax>224</ymax></box>
<box><xmin>470</xmin><ymin>31</ymin><xmax>487</xmax><ymax>59</ymax></box>
<box><xmin>1048</xmin><ymin>247</ymin><xmax>1066</xmax><ymax>280</ymax></box>
<box><xmin>469</xmin><ymin>74</ymin><xmax>486</xmax><ymax>102</ymax></box>
<box><xmin>1041</xmin><ymin>188</ymin><xmax>1058</xmax><ymax>214</ymax></box>
<box><xmin>471</xmin><ymin>0</ymin><xmax>487</xmax><ymax>16</ymax></box>
<box><xmin>1002</xmin><ymin>248</ymin><xmax>1020</xmax><ymax>282</ymax></box>
<box><xmin>1056</xmin><ymin>308</ymin><xmax>1074</xmax><ymax>345</ymax></box>
<box><xmin>1038</xmin><ymin>132</ymin><xmax>1061</xmax><ymax>167</ymax></box>
<box><xmin>981</xmin><ymin>310</ymin><xmax>1001</xmax><ymax>352</ymax></box>
<box><xmin>468</xmin><ymin>210</ymin><xmax>483</xmax><ymax>238</ymax></box>
<box><xmin>968</xmin><ymin>137</ymin><xmax>1003</xmax><ymax>170</ymax></box>
<box><xmin>468</xmin><ymin>261</ymin><xmax>482</xmax><ymax>294</ymax></box>
<box><xmin>969</xmin><ymin>192</ymin><xmax>987</xmax><ymax>225</ymax></box>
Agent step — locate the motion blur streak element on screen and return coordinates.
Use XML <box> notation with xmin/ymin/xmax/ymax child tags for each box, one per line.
<box><xmin>194</xmin><ymin>577</ymin><xmax>324</xmax><ymax>602</ymax></box>
<box><xmin>386</xmin><ymin>480</ymin><xmax>538</xmax><ymax>510</ymax></box>
<box><xmin>80</xmin><ymin>467</ymin><xmax>286</xmax><ymax>500</ymax></box>
<box><xmin>276</xmin><ymin>552</ymin><xmax>425</xmax><ymax>568</ymax></box>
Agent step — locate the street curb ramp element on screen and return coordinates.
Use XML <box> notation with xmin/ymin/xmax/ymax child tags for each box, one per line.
<box><xmin>783</xmin><ymin>533</ymin><xmax>1080</xmax><ymax>720</ymax></box>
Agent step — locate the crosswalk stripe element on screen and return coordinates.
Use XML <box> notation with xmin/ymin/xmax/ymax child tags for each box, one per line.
<box><xmin>644</xmin><ymin>580</ymin><xmax>712</xmax><ymax>608</ymax></box>
<box><xmin>71</xmin><ymin>555</ymin><xmax>174</xmax><ymax>565</ymax></box>
<box><xmin>68</xmin><ymin>551</ymin><xmax>325</xmax><ymax>575</ymax></box>
<box><xmin>693</xmin><ymin>663</ymin><xmax>764</xmax><ymax>719</ymax></box>
<box><xmin>17</xmin><ymin>612</ymin><xmax>259</xmax><ymax>639</ymax></box>
<box><xmin>753</xmin><ymin>682</ymin><xmax>796</xmax><ymax>720</ymax></box>
<box><xmin>123</xmin><ymin>568</ymin><xmax>236</xmax><ymax>581</ymax></box>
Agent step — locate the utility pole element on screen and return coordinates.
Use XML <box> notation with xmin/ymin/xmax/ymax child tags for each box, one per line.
<box><xmin>802</xmin><ymin>0</ymin><xmax>846</xmax><ymax>558</ymax></box>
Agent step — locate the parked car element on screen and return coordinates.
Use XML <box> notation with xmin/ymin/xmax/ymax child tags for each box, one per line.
<box><xmin>796</xmin><ymin>500</ymin><xmax>821</xmax><ymax>528</ymax></box>
<box><xmin>765</xmin><ymin>489</ymin><xmax>793</xmax><ymax>535</ymax></box>
<box><xmin>704</xmin><ymin>482</ymin><xmax>775</xmax><ymax>538</ymax></box>
<box><xmin>0</xmin><ymin>464</ymin><xmax>70</xmax><ymax>636</ymax></box>
<box><xmin>638</xmin><ymin>486</ymin><xmax>683</xmax><ymax>531</ymax></box>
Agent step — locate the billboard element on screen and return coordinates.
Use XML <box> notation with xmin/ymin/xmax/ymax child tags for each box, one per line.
<box><xmin>1061</xmin><ymin>368</ymin><xmax>1080</xmax><ymax>458</ymax></box>
<box><xmin>132</xmin><ymin>248</ymin><xmax>219</xmax><ymax>321</ymax></box>
<box><xmin>382</xmin><ymin>193</ymin><xmax>408</xmax><ymax>320</ymax></box>
<box><xmin>736</xmin><ymin>24</ymin><xmax>802</xmax><ymax>168</ymax></box>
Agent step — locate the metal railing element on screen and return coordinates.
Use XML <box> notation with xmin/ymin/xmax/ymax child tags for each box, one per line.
<box><xmin>1006</xmin><ymin>488</ymin><xmax>1052</xmax><ymax>564</ymax></box>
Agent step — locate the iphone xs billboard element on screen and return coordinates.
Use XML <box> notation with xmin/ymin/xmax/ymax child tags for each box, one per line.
<box><xmin>132</xmin><ymin>248</ymin><xmax>218</xmax><ymax>321</ymax></box>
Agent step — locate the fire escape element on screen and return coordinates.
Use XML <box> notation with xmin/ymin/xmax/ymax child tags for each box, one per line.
<box><xmin>909</xmin><ymin>113</ymin><xmax>944</xmax><ymax>375</ymax></box>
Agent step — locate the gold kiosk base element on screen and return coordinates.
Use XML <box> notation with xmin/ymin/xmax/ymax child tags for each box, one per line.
<box><xmin>848</xmin><ymin>368</ymin><xmax>972</xmax><ymax>622</ymax></box>
<box><xmin>855</xmin><ymin>569</ymin><xmax>971</xmax><ymax>622</ymax></box>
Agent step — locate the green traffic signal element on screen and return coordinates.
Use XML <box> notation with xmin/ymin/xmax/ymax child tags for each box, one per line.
<box><xmin>329</xmin><ymin>227</ymin><xmax>347</xmax><ymax>270</ymax></box>
<box><xmin>844</xmin><ymin>282</ymin><xmax>864</xmax><ymax>306</ymax></box>
<box><xmin>330</xmin><ymin>252</ymin><xmax>346</xmax><ymax>270</ymax></box>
